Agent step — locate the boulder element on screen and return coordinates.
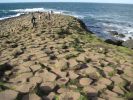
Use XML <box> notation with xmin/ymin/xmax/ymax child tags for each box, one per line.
<box><xmin>59</xmin><ymin>91</ymin><xmax>80</xmax><ymax>100</ymax></box>
<box><xmin>105</xmin><ymin>39</ymin><xmax>123</xmax><ymax>46</ymax></box>
<box><xmin>98</xmin><ymin>78</ymin><xmax>112</xmax><ymax>86</ymax></box>
<box><xmin>40</xmin><ymin>82</ymin><xmax>56</xmax><ymax>94</ymax></box>
<box><xmin>118</xmin><ymin>34</ymin><xmax>126</xmax><ymax>38</ymax></box>
<box><xmin>111</xmin><ymin>76</ymin><xmax>126</xmax><ymax>86</ymax></box>
<box><xmin>0</xmin><ymin>90</ymin><xmax>18</xmax><ymax>100</ymax></box>
<box><xmin>22</xmin><ymin>93</ymin><xmax>41</xmax><ymax>100</ymax></box>
<box><xmin>55</xmin><ymin>59</ymin><xmax>69</xmax><ymax>70</ymax></box>
<box><xmin>29</xmin><ymin>76</ymin><xmax>42</xmax><ymax>84</ymax></box>
<box><xmin>35</xmin><ymin>69</ymin><xmax>57</xmax><ymax>82</ymax></box>
<box><xmin>79</xmin><ymin>78</ymin><xmax>92</xmax><ymax>86</ymax></box>
<box><xmin>56</xmin><ymin>77</ymin><xmax>69</xmax><ymax>86</ymax></box>
<box><xmin>51</xmin><ymin>68</ymin><xmax>67</xmax><ymax>77</ymax></box>
<box><xmin>57</xmin><ymin>88</ymin><xmax>69</xmax><ymax>94</ymax></box>
<box><xmin>68</xmin><ymin>59</ymin><xmax>78</xmax><ymax>69</ymax></box>
<box><xmin>30</xmin><ymin>64</ymin><xmax>41</xmax><ymax>72</ymax></box>
<box><xmin>122</xmin><ymin>39</ymin><xmax>133</xmax><ymax>49</ymax></box>
<box><xmin>112</xmin><ymin>86</ymin><xmax>124</xmax><ymax>95</ymax></box>
<box><xmin>68</xmin><ymin>71</ymin><xmax>79</xmax><ymax>80</ymax></box>
<box><xmin>108</xmin><ymin>31</ymin><xmax>119</xmax><ymax>36</ymax></box>
<box><xmin>83</xmin><ymin>86</ymin><xmax>98</xmax><ymax>97</ymax></box>
<box><xmin>129</xmin><ymin>83</ymin><xmax>133</xmax><ymax>92</ymax></box>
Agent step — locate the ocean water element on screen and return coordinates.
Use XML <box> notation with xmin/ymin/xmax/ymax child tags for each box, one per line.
<box><xmin>0</xmin><ymin>2</ymin><xmax>133</xmax><ymax>41</ymax></box>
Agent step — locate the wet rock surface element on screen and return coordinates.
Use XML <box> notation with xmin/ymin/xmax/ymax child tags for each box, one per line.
<box><xmin>0</xmin><ymin>12</ymin><xmax>133</xmax><ymax>100</ymax></box>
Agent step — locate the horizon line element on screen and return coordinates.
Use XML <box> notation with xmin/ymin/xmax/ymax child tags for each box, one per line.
<box><xmin>0</xmin><ymin>2</ymin><xmax>133</xmax><ymax>5</ymax></box>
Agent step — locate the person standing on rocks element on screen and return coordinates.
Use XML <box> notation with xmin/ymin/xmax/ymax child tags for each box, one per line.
<box><xmin>31</xmin><ymin>13</ymin><xmax>36</xmax><ymax>28</ymax></box>
<box><xmin>48</xmin><ymin>11</ymin><xmax>51</xmax><ymax>20</ymax></box>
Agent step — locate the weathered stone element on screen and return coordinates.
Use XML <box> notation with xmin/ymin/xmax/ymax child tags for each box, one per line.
<box><xmin>118</xmin><ymin>34</ymin><xmax>126</xmax><ymax>38</ymax></box>
<box><xmin>92</xmin><ymin>83</ymin><xmax>106</xmax><ymax>91</ymax></box>
<box><xmin>124</xmin><ymin>68</ymin><xmax>133</xmax><ymax>78</ymax></box>
<box><xmin>121</xmin><ymin>74</ymin><xmax>133</xmax><ymax>82</ymax></box>
<box><xmin>59</xmin><ymin>91</ymin><xmax>80</xmax><ymax>100</ymax></box>
<box><xmin>68</xmin><ymin>71</ymin><xmax>79</xmax><ymax>80</ymax></box>
<box><xmin>89</xmin><ymin>72</ymin><xmax>100</xmax><ymax>80</ymax></box>
<box><xmin>98</xmin><ymin>78</ymin><xmax>112</xmax><ymax>86</ymax></box>
<box><xmin>105</xmin><ymin>39</ymin><xmax>123</xmax><ymax>46</ymax></box>
<box><xmin>13</xmin><ymin>66</ymin><xmax>31</xmax><ymax>74</ymax></box>
<box><xmin>108</xmin><ymin>31</ymin><xmax>119</xmax><ymax>36</ymax></box>
<box><xmin>68</xmin><ymin>59</ymin><xmax>78</xmax><ymax>69</ymax></box>
<box><xmin>29</xmin><ymin>76</ymin><xmax>42</xmax><ymax>84</ymax></box>
<box><xmin>12</xmin><ymin>47</ymin><xmax>24</xmax><ymax>57</ymax></box>
<box><xmin>81</xmin><ymin>65</ymin><xmax>100</xmax><ymax>80</ymax></box>
<box><xmin>51</xmin><ymin>68</ymin><xmax>67</xmax><ymax>78</ymax></box>
<box><xmin>44</xmin><ymin>48</ymin><xmax>53</xmax><ymax>55</ymax></box>
<box><xmin>56</xmin><ymin>77</ymin><xmax>69</xmax><ymax>86</ymax></box>
<box><xmin>30</xmin><ymin>64</ymin><xmax>41</xmax><ymax>72</ymax></box>
<box><xmin>79</xmin><ymin>78</ymin><xmax>92</xmax><ymax>86</ymax></box>
<box><xmin>83</xmin><ymin>86</ymin><xmax>98</xmax><ymax>96</ymax></box>
<box><xmin>57</xmin><ymin>88</ymin><xmax>69</xmax><ymax>94</ymax></box>
<box><xmin>45</xmin><ymin>92</ymin><xmax>56</xmax><ymax>100</ymax></box>
<box><xmin>35</xmin><ymin>69</ymin><xmax>57</xmax><ymax>82</ymax></box>
<box><xmin>111</xmin><ymin>75</ymin><xmax>126</xmax><ymax>86</ymax></box>
<box><xmin>76</xmin><ymin>54</ymin><xmax>86</xmax><ymax>62</ymax></box>
<box><xmin>122</xmin><ymin>39</ymin><xmax>133</xmax><ymax>49</ymax></box>
<box><xmin>5</xmin><ymin>70</ymin><xmax>12</xmax><ymax>76</ymax></box>
<box><xmin>9</xmin><ymin>72</ymin><xmax>33</xmax><ymax>83</ymax></box>
<box><xmin>0</xmin><ymin>90</ymin><xmax>18</xmax><ymax>100</ymax></box>
<box><xmin>40</xmin><ymin>82</ymin><xmax>56</xmax><ymax>94</ymax></box>
<box><xmin>104</xmin><ymin>90</ymin><xmax>118</xmax><ymax>97</ymax></box>
<box><xmin>129</xmin><ymin>83</ymin><xmax>133</xmax><ymax>92</ymax></box>
<box><xmin>112</xmin><ymin>86</ymin><xmax>124</xmax><ymax>95</ymax></box>
<box><xmin>20</xmin><ymin>61</ymin><xmax>35</xmax><ymax>68</ymax></box>
<box><xmin>103</xmin><ymin>66</ymin><xmax>115</xmax><ymax>77</ymax></box>
<box><xmin>14</xmin><ymin>83</ymin><xmax>36</xmax><ymax>93</ymax></box>
<box><xmin>55</xmin><ymin>59</ymin><xmax>68</xmax><ymax>70</ymax></box>
<box><xmin>22</xmin><ymin>93</ymin><xmax>41</xmax><ymax>100</ymax></box>
<box><xmin>79</xmin><ymin>66</ymin><xmax>98</xmax><ymax>77</ymax></box>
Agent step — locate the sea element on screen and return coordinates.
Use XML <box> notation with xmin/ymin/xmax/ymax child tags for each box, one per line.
<box><xmin>0</xmin><ymin>2</ymin><xmax>133</xmax><ymax>41</ymax></box>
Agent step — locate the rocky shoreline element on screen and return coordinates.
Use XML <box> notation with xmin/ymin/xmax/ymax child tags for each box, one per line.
<box><xmin>0</xmin><ymin>12</ymin><xmax>133</xmax><ymax>100</ymax></box>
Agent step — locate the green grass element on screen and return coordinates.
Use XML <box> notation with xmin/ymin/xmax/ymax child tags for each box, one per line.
<box><xmin>69</xmin><ymin>79</ymin><xmax>79</xmax><ymax>85</ymax></box>
<box><xmin>108</xmin><ymin>71</ymin><xmax>116</xmax><ymax>77</ymax></box>
<box><xmin>65</xmin><ymin>53</ymin><xmax>79</xmax><ymax>59</ymax></box>
<box><xmin>78</xmin><ymin>94</ymin><xmax>88</xmax><ymax>100</ymax></box>
<box><xmin>117</xmin><ymin>46</ymin><xmax>133</xmax><ymax>56</ymax></box>
<box><xmin>54</xmin><ymin>95</ymin><xmax>59</xmax><ymax>100</ymax></box>
<box><xmin>124</xmin><ymin>92</ymin><xmax>133</xmax><ymax>100</ymax></box>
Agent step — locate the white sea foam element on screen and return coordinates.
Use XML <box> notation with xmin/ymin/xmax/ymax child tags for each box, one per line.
<box><xmin>0</xmin><ymin>7</ymin><xmax>84</xmax><ymax>21</ymax></box>
<box><xmin>10</xmin><ymin>8</ymin><xmax>85</xmax><ymax>18</ymax></box>
<box><xmin>0</xmin><ymin>13</ymin><xmax>23</xmax><ymax>20</ymax></box>
<box><xmin>101</xmin><ymin>22</ymin><xmax>133</xmax><ymax>41</ymax></box>
<box><xmin>10</xmin><ymin>8</ymin><xmax>69</xmax><ymax>14</ymax></box>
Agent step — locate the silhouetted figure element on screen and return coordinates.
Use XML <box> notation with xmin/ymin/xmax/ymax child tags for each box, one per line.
<box><xmin>31</xmin><ymin>14</ymin><xmax>36</xmax><ymax>28</ymax></box>
<box><xmin>51</xmin><ymin>10</ymin><xmax>54</xmax><ymax>14</ymax></box>
<box><xmin>48</xmin><ymin>12</ymin><xmax>51</xmax><ymax>20</ymax></box>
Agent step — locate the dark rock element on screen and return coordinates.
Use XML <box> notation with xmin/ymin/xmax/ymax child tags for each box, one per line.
<box><xmin>108</xmin><ymin>31</ymin><xmax>119</xmax><ymax>36</ymax></box>
<box><xmin>0</xmin><ymin>63</ymin><xmax>13</xmax><ymax>71</ymax></box>
<box><xmin>10</xmin><ymin>43</ymin><xmax>18</xmax><ymax>48</ymax></box>
<box><xmin>62</xmin><ymin>45</ymin><xmax>68</xmax><ymax>49</ymax></box>
<box><xmin>0</xmin><ymin>63</ymin><xmax>13</xmax><ymax>78</ymax></box>
<box><xmin>44</xmin><ymin>49</ymin><xmax>53</xmax><ymax>55</ymax></box>
<box><xmin>118</xmin><ymin>34</ymin><xmax>126</xmax><ymax>38</ymax></box>
<box><xmin>49</xmin><ymin>54</ymin><xmax>57</xmax><ymax>60</ymax></box>
<box><xmin>105</xmin><ymin>39</ymin><xmax>123</xmax><ymax>46</ymax></box>
<box><xmin>122</xmin><ymin>39</ymin><xmax>133</xmax><ymax>49</ymax></box>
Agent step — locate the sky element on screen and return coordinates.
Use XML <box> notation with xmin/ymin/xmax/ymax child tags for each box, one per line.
<box><xmin>0</xmin><ymin>0</ymin><xmax>133</xmax><ymax>4</ymax></box>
